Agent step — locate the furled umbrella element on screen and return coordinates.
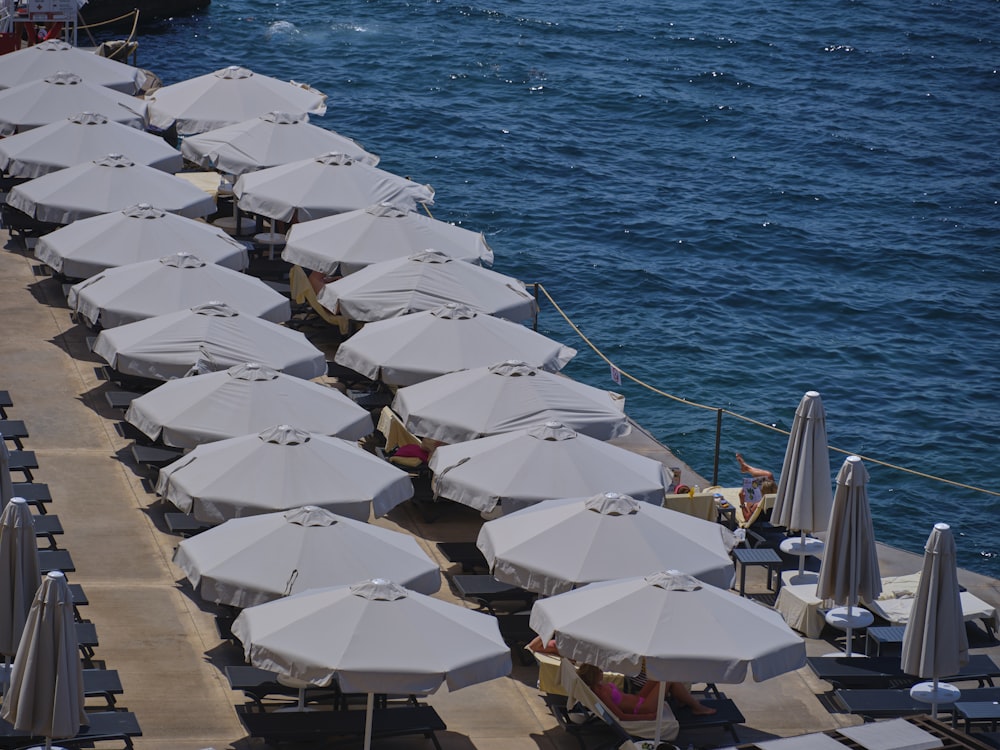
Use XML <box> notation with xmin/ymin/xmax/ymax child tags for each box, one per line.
<box><xmin>92</xmin><ymin>302</ymin><xmax>327</xmax><ymax>382</ymax></box>
<box><xmin>231</xmin><ymin>579</ymin><xmax>511</xmax><ymax>750</ymax></box>
<box><xmin>282</xmin><ymin>202</ymin><xmax>493</xmax><ymax>276</ymax></box>
<box><xmin>0</xmin><ymin>498</ymin><xmax>41</xmax><ymax>678</ymax></box>
<box><xmin>393</xmin><ymin>359</ymin><xmax>629</xmax><ymax>443</ymax></box>
<box><xmin>334</xmin><ymin>303</ymin><xmax>576</xmax><ymax>387</ymax></box>
<box><xmin>67</xmin><ymin>253</ymin><xmax>291</xmax><ymax>328</ymax></box>
<box><xmin>34</xmin><ymin>203</ymin><xmax>249</xmax><ymax>279</ymax></box>
<box><xmin>428</xmin><ymin>421</ymin><xmax>669</xmax><ymax>514</ymax></box>
<box><xmin>234</xmin><ymin>152</ymin><xmax>434</xmax><ymax>223</ymax></box>
<box><xmin>125</xmin><ymin>362</ymin><xmax>372</xmax><ymax>449</ymax></box>
<box><xmin>155</xmin><ymin>425</ymin><xmax>413</xmax><ymax>522</ymax></box>
<box><xmin>478</xmin><ymin>492</ymin><xmax>736</xmax><ymax>594</ymax></box>
<box><xmin>816</xmin><ymin>456</ymin><xmax>881</xmax><ymax>656</ymax></box>
<box><xmin>173</xmin><ymin>506</ymin><xmax>441</xmax><ymax>608</ymax></box>
<box><xmin>900</xmin><ymin>522</ymin><xmax>969</xmax><ymax>717</ymax></box>
<box><xmin>0</xmin><ymin>39</ymin><xmax>149</xmax><ymax>94</ymax></box>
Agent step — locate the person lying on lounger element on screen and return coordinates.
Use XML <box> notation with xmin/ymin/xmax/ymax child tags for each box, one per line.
<box><xmin>576</xmin><ymin>663</ymin><xmax>716</xmax><ymax>720</ymax></box>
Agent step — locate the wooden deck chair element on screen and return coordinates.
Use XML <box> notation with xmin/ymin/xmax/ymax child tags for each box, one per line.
<box><xmin>288</xmin><ymin>265</ymin><xmax>350</xmax><ymax>335</ymax></box>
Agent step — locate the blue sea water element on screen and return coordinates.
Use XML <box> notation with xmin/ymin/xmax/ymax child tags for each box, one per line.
<box><xmin>128</xmin><ymin>0</ymin><xmax>1000</xmax><ymax>575</ymax></box>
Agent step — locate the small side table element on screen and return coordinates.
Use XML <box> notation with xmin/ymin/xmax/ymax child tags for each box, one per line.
<box><xmin>866</xmin><ymin>625</ymin><xmax>907</xmax><ymax>657</ymax></box>
<box><xmin>732</xmin><ymin>547</ymin><xmax>783</xmax><ymax>597</ymax></box>
<box><xmin>952</xmin><ymin>700</ymin><xmax>1000</xmax><ymax>732</ymax></box>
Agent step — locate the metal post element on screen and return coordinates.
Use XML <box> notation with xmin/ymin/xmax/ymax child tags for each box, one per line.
<box><xmin>712</xmin><ymin>408</ymin><xmax>722</xmax><ymax>485</ymax></box>
<box><xmin>532</xmin><ymin>283</ymin><xmax>539</xmax><ymax>331</ymax></box>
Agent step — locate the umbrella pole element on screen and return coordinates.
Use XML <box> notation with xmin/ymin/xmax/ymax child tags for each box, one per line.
<box><xmin>797</xmin><ymin>530</ymin><xmax>807</xmax><ymax>576</ymax></box>
<box><xmin>844</xmin><ymin>604</ymin><xmax>854</xmax><ymax>657</ymax></box>
<box><xmin>652</xmin><ymin>680</ymin><xmax>667</xmax><ymax>748</ymax></box>
<box><xmin>296</xmin><ymin>686</ymin><xmax>305</xmax><ymax>711</ymax></box>
<box><xmin>363</xmin><ymin>692</ymin><xmax>375</xmax><ymax>750</ymax></box>
<box><xmin>931</xmin><ymin>676</ymin><xmax>939</xmax><ymax>719</ymax></box>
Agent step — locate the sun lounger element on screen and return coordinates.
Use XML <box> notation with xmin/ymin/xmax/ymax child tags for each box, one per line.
<box><xmin>0</xmin><ymin>710</ymin><xmax>140</xmax><ymax>750</ymax></box>
<box><xmin>39</xmin><ymin>547</ymin><xmax>74</xmax><ymax>574</ymax></box>
<box><xmin>164</xmin><ymin>511</ymin><xmax>214</xmax><ymax>537</ymax></box>
<box><xmin>436</xmin><ymin>541</ymin><xmax>489</xmax><ymax>572</ymax></box>
<box><xmin>0</xmin><ymin>390</ymin><xmax>12</xmax><ymax>418</ymax></box>
<box><xmin>12</xmin><ymin>481</ymin><xmax>51</xmax><ymax>512</ymax></box>
<box><xmin>7</xmin><ymin>449</ymin><xmax>37</xmax><ymax>481</ymax></box>
<box><xmin>866</xmin><ymin>574</ymin><xmax>999</xmax><ymax>637</ymax></box>
<box><xmin>495</xmin><ymin>611</ymin><xmax>537</xmax><ymax>664</ymax></box>
<box><xmin>0</xmin><ymin>419</ymin><xmax>28</xmax><ymax>449</ymax></box>
<box><xmin>130</xmin><ymin>443</ymin><xmax>183</xmax><ymax>469</ymax></box>
<box><xmin>225</xmin><ymin>665</ymin><xmax>342</xmax><ymax>708</ymax></box>
<box><xmin>448</xmin><ymin>573</ymin><xmax>537</xmax><ymax>614</ymax></box>
<box><xmin>105</xmin><ymin>390</ymin><xmax>141</xmax><ymax>411</ymax></box>
<box><xmin>32</xmin><ymin>512</ymin><xmax>63</xmax><ymax>549</ymax></box>
<box><xmin>834</xmin><ymin>685</ymin><xmax>1000</xmax><ymax>719</ymax></box>
<box><xmin>0</xmin><ymin>667</ymin><xmax>122</xmax><ymax>707</ymax></box>
<box><xmin>808</xmin><ymin>654</ymin><xmax>1000</xmax><ymax>690</ymax></box>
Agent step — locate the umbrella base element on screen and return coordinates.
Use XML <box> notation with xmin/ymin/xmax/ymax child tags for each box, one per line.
<box><xmin>910</xmin><ymin>681</ymin><xmax>961</xmax><ymax>704</ymax></box>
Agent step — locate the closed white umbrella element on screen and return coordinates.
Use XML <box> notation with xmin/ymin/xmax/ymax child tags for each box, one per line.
<box><xmin>0</xmin><ymin>499</ymin><xmax>41</xmax><ymax>671</ymax></box>
<box><xmin>155</xmin><ymin>425</ymin><xmax>413</xmax><ymax>522</ymax></box>
<box><xmin>282</xmin><ymin>202</ymin><xmax>493</xmax><ymax>276</ymax></box>
<box><xmin>125</xmin><ymin>362</ymin><xmax>372</xmax><ymax>449</ymax></box>
<box><xmin>0</xmin><ymin>72</ymin><xmax>146</xmax><ymax>135</ymax></box>
<box><xmin>173</xmin><ymin>506</ymin><xmax>441</xmax><ymax>608</ymax></box>
<box><xmin>0</xmin><ymin>40</ymin><xmax>148</xmax><ymax>94</ymax></box>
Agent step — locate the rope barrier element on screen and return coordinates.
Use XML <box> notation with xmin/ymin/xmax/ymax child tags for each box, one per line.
<box><xmin>76</xmin><ymin>10</ymin><xmax>139</xmax><ymax>30</ymax></box>
<box><xmin>533</xmin><ymin>282</ymin><xmax>1000</xmax><ymax>499</ymax></box>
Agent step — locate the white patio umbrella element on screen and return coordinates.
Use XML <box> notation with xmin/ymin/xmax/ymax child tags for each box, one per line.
<box><xmin>770</xmin><ymin>390</ymin><xmax>834</xmax><ymax>576</ymax></box>
<box><xmin>173</xmin><ymin>506</ymin><xmax>441</xmax><ymax>608</ymax></box>
<box><xmin>92</xmin><ymin>302</ymin><xmax>327</xmax><ymax>381</ymax></box>
<box><xmin>234</xmin><ymin>152</ymin><xmax>434</xmax><ymax>222</ymax></box>
<box><xmin>0</xmin><ymin>40</ymin><xmax>148</xmax><ymax>94</ymax></box>
<box><xmin>478</xmin><ymin>492</ymin><xmax>736</xmax><ymax>595</ymax></box>
<box><xmin>428</xmin><ymin>421</ymin><xmax>669</xmax><ymax>514</ymax></box>
<box><xmin>180</xmin><ymin>111</ymin><xmax>378</xmax><ymax>176</ymax></box>
<box><xmin>67</xmin><ymin>253</ymin><xmax>291</xmax><ymax>328</ymax></box>
<box><xmin>0</xmin><ymin>113</ymin><xmax>183</xmax><ymax>179</ymax></box>
<box><xmin>334</xmin><ymin>303</ymin><xmax>576</xmax><ymax>387</ymax></box>
<box><xmin>900</xmin><ymin>523</ymin><xmax>969</xmax><ymax>717</ymax></box>
<box><xmin>531</xmin><ymin>570</ymin><xmax>806</xmax><ymax>748</ymax></box>
<box><xmin>125</xmin><ymin>362</ymin><xmax>372</xmax><ymax>449</ymax></box>
<box><xmin>816</xmin><ymin>456</ymin><xmax>882</xmax><ymax>656</ymax></box>
<box><xmin>231</xmin><ymin>579</ymin><xmax>511</xmax><ymax>750</ymax></box>
<box><xmin>0</xmin><ymin>498</ymin><xmax>41</xmax><ymax>674</ymax></box>
<box><xmin>0</xmin><ymin>72</ymin><xmax>146</xmax><ymax>135</ymax></box>
<box><xmin>282</xmin><ymin>202</ymin><xmax>494</xmax><ymax>276</ymax></box>
<box><xmin>146</xmin><ymin>65</ymin><xmax>327</xmax><ymax>136</ymax></box>
<box><xmin>155</xmin><ymin>425</ymin><xmax>413</xmax><ymax>522</ymax></box>
<box><xmin>393</xmin><ymin>359</ymin><xmax>630</xmax><ymax>443</ymax></box>
<box><xmin>34</xmin><ymin>203</ymin><xmax>249</xmax><ymax>279</ymax></box>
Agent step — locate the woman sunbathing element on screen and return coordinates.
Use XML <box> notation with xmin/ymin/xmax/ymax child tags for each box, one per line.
<box><xmin>576</xmin><ymin>663</ymin><xmax>716</xmax><ymax>720</ymax></box>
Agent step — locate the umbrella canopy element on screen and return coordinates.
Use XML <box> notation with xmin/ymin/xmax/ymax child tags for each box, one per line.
<box><xmin>0</xmin><ymin>40</ymin><xmax>148</xmax><ymax>94</ymax></box>
<box><xmin>478</xmin><ymin>492</ymin><xmax>736</xmax><ymax>595</ymax></box>
<box><xmin>316</xmin><ymin>251</ymin><xmax>537</xmax><ymax>323</ymax></box>
<box><xmin>234</xmin><ymin>152</ymin><xmax>434</xmax><ymax>222</ymax></box>
<box><xmin>0</xmin><ymin>571</ymin><xmax>86</xmax><ymax>740</ymax></box>
<box><xmin>180</xmin><ymin>111</ymin><xmax>378</xmax><ymax>176</ymax></box>
<box><xmin>0</xmin><ymin>498</ymin><xmax>41</xmax><ymax>660</ymax></box>
<box><xmin>67</xmin><ymin>253</ymin><xmax>291</xmax><ymax>328</ymax></box>
<box><xmin>0</xmin><ymin>72</ymin><xmax>146</xmax><ymax>135</ymax></box>
<box><xmin>173</xmin><ymin>506</ymin><xmax>441</xmax><ymax>608</ymax></box>
<box><xmin>155</xmin><ymin>425</ymin><xmax>413</xmax><ymax>522</ymax></box>
<box><xmin>393</xmin><ymin>359</ymin><xmax>630</xmax><ymax>443</ymax></box>
<box><xmin>771</xmin><ymin>390</ymin><xmax>834</xmax><ymax>532</ymax></box>
<box><xmin>282</xmin><ymin>202</ymin><xmax>493</xmax><ymax>276</ymax></box>
<box><xmin>34</xmin><ymin>203</ymin><xmax>249</xmax><ymax>279</ymax></box>
<box><xmin>428</xmin><ymin>422</ymin><xmax>669</xmax><ymax>514</ymax></box>
<box><xmin>92</xmin><ymin>302</ymin><xmax>327</xmax><ymax>382</ymax></box>
<box><xmin>334</xmin><ymin>303</ymin><xmax>576</xmax><ymax>387</ymax></box>
<box><xmin>0</xmin><ymin>113</ymin><xmax>183</xmax><ymax>179</ymax></box>
<box><xmin>125</xmin><ymin>362</ymin><xmax>372</xmax><ymax>449</ymax></box>
<box><xmin>146</xmin><ymin>65</ymin><xmax>327</xmax><ymax>136</ymax></box>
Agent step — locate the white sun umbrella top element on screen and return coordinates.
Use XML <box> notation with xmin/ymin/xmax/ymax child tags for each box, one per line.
<box><xmin>478</xmin><ymin>492</ymin><xmax>736</xmax><ymax>595</ymax></box>
<box><xmin>317</xmin><ymin>250</ymin><xmax>537</xmax><ymax>323</ymax></box>
<box><xmin>0</xmin><ymin>40</ymin><xmax>148</xmax><ymax>94</ymax></box>
<box><xmin>0</xmin><ymin>113</ymin><xmax>183</xmax><ymax>179</ymax></box>
<box><xmin>34</xmin><ymin>203</ymin><xmax>249</xmax><ymax>279</ymax></box>
<box><xmin>173</xmin><ymin>506</ymin><xmax>441</xmax><ymax>608</ymax></box>
<box><xmin>234</xmin><ymin>152</ymin><xmax>434</xmax><ymax>223</ymax></box>
<box><xmin>6</xmin><ymin>154</ymin><xmax>216</xmax><ymax>225</ymax></box>
<box><xmin>429</xmin><ymin>421</ymin><xmax>670</xmax><ymax>514</ymax></box>
<box><xmin>771</xmin><ymin>390</ymin><xmax>834</xmax><ymax>533</ymax></box>
<box><xmin>334</xmin><ymin>303</ymin><xmax>576</xmax><ymax>387</ymax></box>
<box><xmin>180</xmin><ymin>111</ymin><xmax>378</xmax><ymax>177</ymax></box>
<box><xmin>530</xmin><ymin>570</ymin><xmax>807</xmax><ymax>684</ymax></box>
<box><xmin>125</xmin><ymin>362</ymin><xmax>372</xmax><ymax>449</ymax></box>
<box><xmin>283</xmin><ymin>202</ymin><xmax>494</xmax><ymax>276</ymax></box>
<box><xmin>0</xmin><ymin>72</ymin><xmax>146</xmax><ymax>136</ymax></box>
<box><xmin>146</xmin><ymin>65</ymin><xmax>327</xmax><ymax>136</ymax></box>
<box><xmin>67</xmin><ymin>253</ymin><xmax>291</xmax><ymax>328</ymax></box>
<box><xmin>393</xmin><ymin>359</ymin><xmax>630</xmax><ymax>443</ymax></box>
<box><xmin>92</xmin><ymin>302</ymin><xmax>327</xmax><ymax>382</ymax></box>
<box><xmin>155</xmin><ymin>425</ymin><xmax>414</xmax><ymax>522</ymax></box>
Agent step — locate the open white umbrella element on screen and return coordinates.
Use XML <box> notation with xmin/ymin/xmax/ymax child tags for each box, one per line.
<box><xmin>234</xmin><ymin>152</ymin><xmax>434</xmax><ymax>222</ymax></box>
<box><xmin>92</xmin><ymin>302</ymin><xmax>327</xmax><ymax>382</ymax></box>
<box><xmin>155</xmin><ymin>425</ymin><xmax>413</xmax><ymax>522</ymax></box>
<box><xmin>478</xmin><ymin>492</ymin><xmax>736</xmax><ymax>594</ymax></box>
<box><xmin>0</xmin><ymin>113</ymin><xmax>183</xmax><ymax>179</ymax></box>
<box><xmin>125</xmin><ymin>362</ymin><xmax>372</xmax><ymax>449</ymax></box>
<box><xmin>173</xmin><ymin>506</ymin><xmax>441</xmax><ymax>608</ymax></box>
<box><xmin>900</xmin><ymin>523</ymin><xmax>969</xmax><ymax>717</ymax></box>
<box><xmin>0</xmin><ymin>498</ymin><xmax>41</xmax><ymax>674</ymax></box>
<box><xmin>393</xmin><ymin>360</ymin><xmax>629</xmax><ymax>443</ymax></box>
<box><xmin>180</xmin><ymin>111</ymin><xmax>378</xmax><ymax>176</ymax></box>
<box><xmin>34</xmin><ymin>203</ymin><xmax>249</xmax><ymax>279</ymax></box>
<box><xmin>0</xmin><ymin>40</ymin><xmax>148</xmax><ymax>94</ymax></box>
<box><xmin>334</xmin><ymin>303</ymin><xmax>576</xmax><ymax>387</ymax></box>
<box><xmin>429</xmin><ymin>421</ymin><xmax>669</xmax><ymax>514</ymax></box>
<box><xmin>67</xmin><ymin>253</ymin><xmax>291</xmax><ymax>328</ymax></box>
<box><xmin>146</xmin><ymin>65</ymin><xmax>327</xmax><ymax>136</ymax></box>
<box><xmin>282</xmin><ymin>202</ymin><xmax>493</xmax><ymax>276</ymax></box>
<box><xmin>231</xmin><ymin>579</ymin><xmax>511</xmax><ymax>750</ymax></box>
<box><xmin>7</xmin><ymin>154</ymin><xmax>216</xmax><ymax>225</ymax></box>
<box><xmin>0</xmin><ymin>72</ymin><xmax>146</xmax><ymax>135</ymax></box>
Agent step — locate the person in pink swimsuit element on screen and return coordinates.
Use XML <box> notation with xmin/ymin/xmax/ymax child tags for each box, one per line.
<box><xmin>576</xmin><ymin>664</ymin><xmax>716</xmax><ymax>720</ymax></box>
